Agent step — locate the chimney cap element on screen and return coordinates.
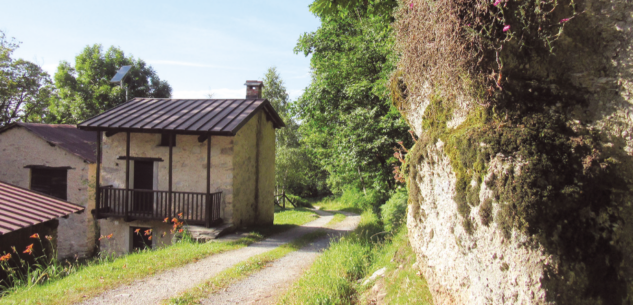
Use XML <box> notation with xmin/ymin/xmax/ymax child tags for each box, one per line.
<box><xmin>245</xmin><ymin>80</ymin><xmax>263</xmax><ymax>86</ymax></box>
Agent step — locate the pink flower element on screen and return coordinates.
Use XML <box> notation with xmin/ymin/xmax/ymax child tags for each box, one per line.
<box><xmin>503</xmin><ymin>25</ymin><xmax>511</xmax><ymax>32</ymax></box>
<box><xmin>410</xmin><ymin>3</ymin><xmax>413</xmax><ymax>9</ymax></box>
<box><xmin>560</xmin><ymin>18</ymin><xmax>571</xmax><ymax>23</ymax></box>
<box><xmin>493</xmin><ymin>0</ymin><xmax>502</xmax><ymax>6</ymax></box>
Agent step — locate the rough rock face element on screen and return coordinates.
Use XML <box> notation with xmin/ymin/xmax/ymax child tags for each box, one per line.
<box><xmin>398</xmin><ymin>0</ymin><xmax>633</xmax><ymax>303</ymax></box>
<box><xmin>408</xmin><ymin>144</ymin><xmax>555</xmax><ymax>304</ymax></box>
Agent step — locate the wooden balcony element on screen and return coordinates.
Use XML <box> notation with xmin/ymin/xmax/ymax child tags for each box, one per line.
<box><xmin>96</xmin><ymin>187</ymin><xmax>221</xmax><ymax>227</ymax></box>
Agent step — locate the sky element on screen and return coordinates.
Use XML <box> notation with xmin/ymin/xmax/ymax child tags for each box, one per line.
<box><xmin>1</xmin><ymin>1</ymin><xmax>321</xmax><ymax>101</ymax></box>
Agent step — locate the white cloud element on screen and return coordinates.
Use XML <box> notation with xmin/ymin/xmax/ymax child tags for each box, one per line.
<box><xmin>172</xmin><ymin>88</ymin><xmax>244</xmax><ymax>99</ymax></box>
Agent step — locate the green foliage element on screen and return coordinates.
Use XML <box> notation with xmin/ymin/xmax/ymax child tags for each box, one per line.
<box><xmin>0</xmin><ymin>31</ymin><xmax>55</xmax><ymax>127</ymax></box>
<box><xmin>285</xmin><ymin>193</ymin><xmax>314</xmax><ymax>208</ymax></box>
<box><xmin>294</xmin><ymin>1</ymin><xmax>411</xmax><ymax>194</ymax></box>
<box><xmin>338</xmin><ymin>187</ymin><xmax>387</xmax><ymax>213</ymax></box>
<box><xmin>261</xmin><ymin>67</ymin><xmax>328</xmax><ymax>197</ymax></box>
<box><xmin>380</xmin><ymin>188</ymin><xmax>408</xmax><ymax>232</ymax></box>
<box><xmin>49</xmin><ymin>44</ymin><xmax>171</xmax><ymax>123</ymax></box>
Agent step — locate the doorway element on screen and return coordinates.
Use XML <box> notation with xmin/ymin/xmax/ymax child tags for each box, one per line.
<box><xmin>133</xmin><ymin>160</ymin><xmax>154</xmax><ymax>213</ymax></box>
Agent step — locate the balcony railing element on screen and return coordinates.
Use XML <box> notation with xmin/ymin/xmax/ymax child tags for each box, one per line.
<box><xmin>97</xmin><ymin>187</ymin><xmax>221</xmax><ymax>227</ymax></box>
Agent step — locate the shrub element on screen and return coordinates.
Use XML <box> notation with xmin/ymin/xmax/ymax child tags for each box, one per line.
<box><xmin>380</xmin><ymin>189</ymin><xmax>408</xmax><ymax>232</ymax></box>
<box><xmin>285</xmin><ymin>194</ymin><xmax>313</xmax><ymax>208</ymax></box>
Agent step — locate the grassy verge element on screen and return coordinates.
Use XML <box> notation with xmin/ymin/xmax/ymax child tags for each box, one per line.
<box><xmin>326</xmin><ymin>213</ymin><xmax>347</xmax><ymax>227</ymax></box>
<box><xmin>166</xmin><ymin>230</ymin><xmax>327</xmax><ymax>305</ymax></box>
<box><xmin>0</xmin><ymin>207</ymin><xmax>319</xmax><ymax>305</ymax></box>
<box><xmin>359</xmin><ymin>228</ymin><xmax>433</xmax><ymax>304</ymax></box>
<box><xmin>279</xmin><ymin>189</ymin><xmax>433</xmax><ymax>305</ymax></box>
<box><xmin>279</xmin><ymin>210</ymin><xmax>381</xmax><ymax>304</ymax></box>
<box><xmin>0</xmin><ymin>236</ymin><xmax>260</xmax><ymax>305</ymax></box>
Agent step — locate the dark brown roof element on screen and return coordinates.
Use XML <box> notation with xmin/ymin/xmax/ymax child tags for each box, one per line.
<box><xmin>77</xmin><ymin>98</ymin><xmax>285</xmax><ymax>136</ymax></box>
<box><xmin>0</xmin><ymin>123</ymin><xmax>97</xmax><ymax>163</ymax></box>
<box><xmin>0</xmin><ymin>181</ymin><xmax>84</xmax><ymax>235</ymax></box>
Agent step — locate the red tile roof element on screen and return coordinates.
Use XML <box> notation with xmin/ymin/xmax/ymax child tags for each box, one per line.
<box><xmin>77</xmin><ymin>98</ymin><xmax>285</xmax><ymax>135</ymax></box>
<box><xmin>0</xmin><ymin>181</ymin><xmax>84</xmax><ymax>235</ymax></box>
<box><xmin>0</xmin><ymin>123</ymin><xmax>97</xmax><ymax>163</ymax></box>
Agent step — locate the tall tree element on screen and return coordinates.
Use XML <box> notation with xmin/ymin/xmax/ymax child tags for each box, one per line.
<box><xmin>294</xmin><ymin>0</ymin><xmax>411</xmax><ymax>194</ymax></box>
<box><xmin>0</xmin><ymin>31</ymin><xmax>55</xmax><ymax>127</ymax></box>
<box><xmin>50</xmin><ymin>44</ymin><xmax>171</xmax><ymax>123</ymax></box>
<box><xmin>262</xmin><ymin>67</ymin><xmax>327</xmax><ymax>197</ymax></box>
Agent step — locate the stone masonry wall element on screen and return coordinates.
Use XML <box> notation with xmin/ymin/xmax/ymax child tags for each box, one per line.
<box><xmin>0</xmin><ymin>127</ymin><xmax>96</xmax><ymax>259</ymax></box>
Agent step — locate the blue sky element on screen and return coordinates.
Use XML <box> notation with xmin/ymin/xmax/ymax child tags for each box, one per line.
<box><xmin>1</xmin><ymin>1</ymin><xmax>320</xmax><ymax>101</ymax></box>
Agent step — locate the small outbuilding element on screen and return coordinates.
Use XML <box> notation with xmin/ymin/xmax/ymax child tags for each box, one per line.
<box><xmin>77</xmin><ymin>81</ymin><xmax>284</xmax><ymax>254</ymax></box>
<box><xmin>0</xmin><ymin>123</ymin><xmax>98</xmax><ymax>259</ymax></box>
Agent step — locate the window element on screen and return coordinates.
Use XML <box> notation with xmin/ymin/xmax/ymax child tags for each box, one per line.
<box><xmin>30</xmin><ymin>168</ymin><xmax>67</xmax><ymax>200</ymax></box>
<box><xmin>159</xmin><ymin>134</ymin><xmax>176</xmax><ymax>147</ymax></box>
<box><xmin>131</xmin><ymin>227</ymin><xmax>152</xmax><ymax>251</ymax></box>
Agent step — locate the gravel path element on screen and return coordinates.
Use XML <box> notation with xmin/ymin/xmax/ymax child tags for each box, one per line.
<box><xmin>80</xmin><ymin>210</ymin><xmax>335</xmax><ymax>305</ymax></box>
<box><xmin>200</xmin><ymin>211</ymin><xmax>361</xmax><ymax>305</ymax></box>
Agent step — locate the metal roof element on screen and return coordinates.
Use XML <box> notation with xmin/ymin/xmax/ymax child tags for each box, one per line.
<box><xmin>77</xmin><ymin>98</ymin><xmax>285</xmax><ymax>135</ymax></box>
<box><xmin>0</xmin><ymin>181</ymin><xmax>84</xmax><ymax>235</ymax></box>
<box><xmin>0</xmin><ymin>123</ymin><xmax>97</xmax><ymax>163</ymax></box>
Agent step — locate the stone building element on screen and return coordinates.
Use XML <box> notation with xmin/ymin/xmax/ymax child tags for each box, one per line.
<box><xmin>0</xmin><ymin>181</ymin><xmax>84</xmax><ymax>282</ymax></box>
<box><xmin>78</xmin><ymin>81</ymin><xmax>284</xmax><ymax>255</ymax></box>
<box><xmin>0</xmin><ymin>123</ymin><xmax>97</xmax><ymax>259</ymax></box>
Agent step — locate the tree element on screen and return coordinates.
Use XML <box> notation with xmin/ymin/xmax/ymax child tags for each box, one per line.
<box><xmin>0</xmin><ymin>31</ymin><xmax>55</xmax><ymax>127</ymax></box>
<box><xmin>294</xmin><ymin>1</ymin><xmax>411</xmax><ymax>194</ymax></box>
<box><xmin>49</xmin><ymin>44</ymin><xmax>171</xmax><ymax>123</ymax></box>
<box><xmin>261</xmin><ymin>67</ymin><xmax>328</xmax><ymax>197</ymax></box>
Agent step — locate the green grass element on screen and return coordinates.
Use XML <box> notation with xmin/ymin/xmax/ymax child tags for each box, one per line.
<box><xmin>0</xmin><ymin>207</ymin><xmax>321</xmax><ymax>305</ymax></box>
<box><xmin>314</xmin><ymin>197</ymin><xmax>364</xmax><ymax>215</ymax></box>
<box><xmin>166</xmin><ymin>230</ymin><xmax>327</xmax><ymax>304</ymax></box>
<box><xmin>360</xmin><ymin>228</ymin><xmax>433</xmax><ymax>304</ymax></box>
<box><xmin>279</xmin><ymin>210</ymin><xmax>381</xmax><ymax>304</ymax></box>
<box><xmin>0</xmin><ymin>235</ymin><xmax>261</xmax><ymax>305</ymax></box>
<box><xmin>274</xmin><ymin>207</ymin><xmax>319</xmax><ymax>226</ymax></box>
<box><xmin>326</xmin><ymin>213</ymin><xmax>347</xmax><ymax>227</ymax></box>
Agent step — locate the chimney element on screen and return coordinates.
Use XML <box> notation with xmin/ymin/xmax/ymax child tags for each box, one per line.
<box><xmin>245</xmin><ymin>80</ymin><xmax>264</xmax><ymax>99</ymax></box>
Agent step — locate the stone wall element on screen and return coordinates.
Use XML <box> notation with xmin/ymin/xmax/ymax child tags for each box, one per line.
<box><xmin>232</xmin><ymin>110</ymin><xmax>276</xmax><ymax>226</ymax></box>
<box><xmin>0</xmin><ymin>127</ymin><xmax>96</xmax><ymax>259</ymax></box>
<box><xmin>101</xmin><ymin>132</ymin><xmax>234</xmax><ymax>218</ymax></box>
<box><xmin>98</xmin><ymin>218</ymin><xmax>175</xmax><ymax>256</ymax></box>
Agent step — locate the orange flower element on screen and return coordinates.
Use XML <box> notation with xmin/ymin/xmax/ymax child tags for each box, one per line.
<box><xmin>30</xmin><ymin>233</ymin><xmax>40</xmax><ymax>239</ymax></box>
<box><xmin>0</xmin><ymin>253</ymin><xmax>11</xmax><ymax>262</ymax></box>
<box><xmin>171</xmin><ymin>218</ymin><xmax>178</xmax><ymax>223</ymax></box>
<box><xmin>163</xmin><ymin>217</ymin><xmax>169</xmax><ymax>223</ymax></box>
<box><xmin>134</xmin><ymin>228</ymin><xmax>141</xmax><ymax>234</ymax></box>
<box><xmin>148</xmin><ymin>236</ymin><xmax>152</xmax><ymax>241</ymax></box>
<box><xmin>23</xmin><ymin>244</ymin><xmax>34</xmax><ymax>255</ymax></box>
<box><xmin>45</xmin><ymin>235</ymin><xmax>53</xmax><ymax>241</ymax></box>
<box><xmin>144</xmin><ymin>229</ymin><xmax>152</xmax><ymax>236</ymax></box>
<box><xmin>178</xmin><ymin>229</ymin><xmax>183</xmax><ymax>233</ymax></box>
<box><xmin>106</xmin><ymin>233</ymin><xmax>113</xmax><ymax>239</ymax></box>
<box><xmin>177</xmin><ymin>212</ymin><xmax>183</xmax><ymax>218</ymax></box>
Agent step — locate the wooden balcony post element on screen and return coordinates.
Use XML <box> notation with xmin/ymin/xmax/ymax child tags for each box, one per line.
<box><xmin>205</xmin><ymin>135</ymin><xmax>211</xmax><ymax>227</ymax></box>
<box><xmin>125</xmin><ymin>132</ymin><xmax>130</xmax><ymax>222</ymax></box>
<box><xmin>95</xmin><ymin>131</ymin><xmax>101</xmax><ymax>219</ymax></box>
<box><xmin>168</xmin><ymin>133</ymin><xmax>173</xmax><ymax>218</ymax></box>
